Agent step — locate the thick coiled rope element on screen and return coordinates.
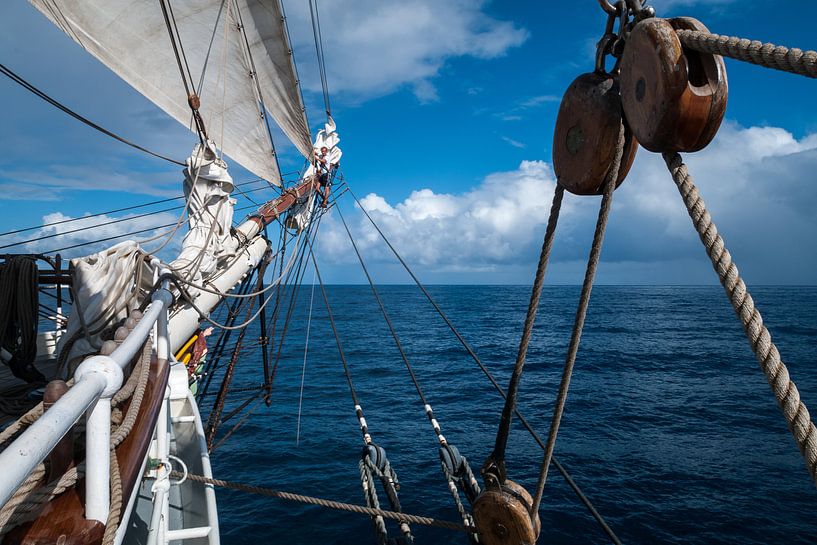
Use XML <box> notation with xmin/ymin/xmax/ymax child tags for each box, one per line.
<box><xmin>0</xmin><ymin>338</ymin><xmax>153</xmax><ymax>538</ymax></box>
<box><xmin>663</xmin><ymin>152</ymin><xmax>817</xmax><ymax>484</ymax></box>
<box><xmin>675</xmin><ymin>29</ymin><xmax>817</xmax><ymax>79</ymax></box>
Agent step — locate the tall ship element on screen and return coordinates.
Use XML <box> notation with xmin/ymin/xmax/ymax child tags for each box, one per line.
<box><xmin>0</xmin><ymin>1</ymin><xmax>815</xmax><ymax>544</ymax></box>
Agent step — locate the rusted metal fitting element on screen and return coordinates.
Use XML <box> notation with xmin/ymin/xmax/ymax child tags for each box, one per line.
<box><xmin>619</xmin><ymin>17</ymin><xmax>728</xmax><ymax>152</ymax></box>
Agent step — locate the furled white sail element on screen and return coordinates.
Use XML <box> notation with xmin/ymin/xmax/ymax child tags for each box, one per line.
<box><xmin>29</xmin><ymin>0</ymin><xmax>312</xmax><ymax>185</ymax></box>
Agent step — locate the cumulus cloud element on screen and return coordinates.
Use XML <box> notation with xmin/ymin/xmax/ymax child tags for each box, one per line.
<box><xmin>318</xmin><ymin>123</ymin><xmax>817</xmax><ymax>284</ymax></box>
<box><xmin>283</xmin><ymin>0</ymin><xmax>528</xmax><ymax>102</ymax></box>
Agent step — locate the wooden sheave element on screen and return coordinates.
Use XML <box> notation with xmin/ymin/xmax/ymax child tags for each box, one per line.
<box><xmin>2</xmin><ymin>356</ymin><xmax>169</xmax><ymax>545</ymax></box>
<box><xmin>619</xmin><ymin>17</ymin><xmax>728</xmax><ymax>153</ymax></box>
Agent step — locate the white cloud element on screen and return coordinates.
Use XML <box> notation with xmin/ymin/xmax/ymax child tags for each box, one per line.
<box><xmin>283</xmin><ymin>0</ymin><xmax>528</xmax><ymax>102</ymax></box>
<box><xmin>318</xmin><ymin>123</ymin><xmax>817</xmax><ymax>284</ymax></box>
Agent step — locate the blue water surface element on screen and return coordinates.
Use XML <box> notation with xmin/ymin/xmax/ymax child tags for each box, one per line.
<box><xmin>201</xmin><ymin>285</ymin><xmax>817</xmax><ymax>544</ymax></box>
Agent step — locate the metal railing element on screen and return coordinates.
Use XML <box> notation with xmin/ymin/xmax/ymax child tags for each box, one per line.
<box><xmin>0</xmin><ymin>265</ymin><xmax>172</xmax><ymax>523</ymax></box>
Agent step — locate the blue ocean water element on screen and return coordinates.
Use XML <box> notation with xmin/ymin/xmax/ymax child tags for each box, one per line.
<box><xmin>204</xmin><ymin>286</ymin><xmax>817</xmax><ymax>544</ymax></box>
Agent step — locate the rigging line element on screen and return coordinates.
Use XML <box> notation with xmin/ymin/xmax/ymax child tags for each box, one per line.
<box><xmin>164</xmin><ymin>0</ymin><xmax>197</xmax><ymax>94</ymax></box>
<box><xmin>335</xmin><ymin>205</ymin><xmax>430</xmax><ymax>407</ymax></box>
<box><xmin>42</xmin><ymin>202</ymin><xmax>258</xmax><ymax>255</ymax></box>
<box><xmin>195</xmin><ymin>0</ymin><xmax>229</xmax><ymax>95</ymax></box>
<box><xmin>158</xmin><ymin>0</ymin><xmax>207</xmax><ymax>143</ymax></box>
<box><xmin>314</xmin><ymin>0</ymin><xmax>331</xmax><ymax>116</ymax></box>
<box><xmin>206</xmin><ymin>254</ymin><xmax>270</xmax><ymax>448</ymax></box>
<box><xmin>344</xmin><ymin>186</ymin><xmax>622</xmax><ymax>545</ymax></box>
<box><xmin>308</xmin><ymin>0</ymin><xmax>331</xmax><ymax>115</ymax></box>
<box><xmin>172</xmin><ymin>220</ymin><xmax>308</xmax><ymax>299</ymax></box>
<box><xmin>166</xmin><ymin>271</ymin><xmax>279</xmax><ymax>332</ymax></box>
<box><xmin>171</xmin><ymin>471</ymin><xmax>475</xmax><ymax>534</ymax></box>
<box><xmin>265</xmin><ymin>224</ymin><xmax>288</xmax><ymax>390</ymax></box>
<box><xmin>0</xmin><ymin>204</ymin><xmax>181</xmax><ymax>250</ymax></box>
<box><xmin>307</xmin><ymin>245</ymin><xmax>360</xmax><ymax>408</ymax></box>
<box><xmin>231</xmin><ymin>0</ymin><xmax>282</xmax><ymax>184</ymax></box>
<box><xmin>530</xmin><ymin>127</ymin><xmax>625</xmax><ymax>516</ymax></box>
<box><xmin>0</xmin><ymin>64</ymin><xmax>184</xmax><ymax>166</ymax></box>
<box><xmin>45</xmin><ymin>0</ymin><xmax>84</xmax><ymax>48</ymax></box>
<box><xmin>267</xmin><ymin>210</ymin><xmax>325</xmax><ymax>395</ymax></box>
<box><xmin>296</xmin><ymin>267</ymin><xmax>317</xmax><ymax>445</ymax></box>
<box><xmin>197</xmin><ymin>271</ymin><xmax>257</xmax><ymax>401</ymax></box>
<box><xmin>211</xmin><ymin>394</ymin><xmax>266</xmax><ymax>452</ymax></box>
<box><xmin>487</xmin><ymin>185</ymin><xmax>566</xmax><ymax>479</ymax></box>
<box><xmin>0</xmin><ymin>179</ymin><xmax>265</xmax><ymax>239</ymax></box>
<box><xmin>279</xmin><ymin>0</ymin><xmax>312</xmax><ymax>130</ymax></box>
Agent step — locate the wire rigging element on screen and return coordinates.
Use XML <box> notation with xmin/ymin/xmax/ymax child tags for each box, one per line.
<box><xmin>344</xmin><ymin>183</ymin><xmax>623</xmax><ymax>544</ymax></box>
<box><xmin>0</xmin><ymin>63</ymin><xmax>184</xmax><ymax>166</ymax></box>
<box><xmin>308</xmin><ymin>0</ymin><xmax>331</xmax><ymax>116</ymax></box>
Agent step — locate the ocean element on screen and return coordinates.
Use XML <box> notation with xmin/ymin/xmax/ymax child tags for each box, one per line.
<box><xmin>203</xmin><ymin>285</ymin><xmax>817</xmax><ymax>544</ymax></box>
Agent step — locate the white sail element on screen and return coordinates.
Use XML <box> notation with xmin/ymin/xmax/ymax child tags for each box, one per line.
<box><xmin>29</xmin><ymin>0</ymin><xmax>312</xmax><ymax>185</ymax></box>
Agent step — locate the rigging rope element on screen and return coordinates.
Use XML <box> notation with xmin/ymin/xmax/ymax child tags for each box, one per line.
<box><xmin>676</xmin><ymin>30</ymin><xmax>817</xmax><ymax>79</ymax></box>
<box><xmin>308</xmin><ymin>0</ymin><xmax>332</xmax><ymax>116</ymax></box>
<box><xmin>295</xmin><ymin>268</ymin><xmax>317</xmax><ymax>445</ymax></box>
<box><xmin>170</xmin><ymin>471</ymin><xmax>474</xmax><ymax>533</ymax></box>
<box><xmin>0</xmin><ymin>179</ymin><xmax>266</xmax><ymax>240</ymax></box>
<box><xmin>531</xmin><ymin>127</ymin><xmax>625</xmax><ymax>515</ymax></box>
<box><xmin>0</xmin><ymin>63</ymin><xmax>184</xmax><ymax>166</ymax></box>
<box><xmin>334</xmin><ymin>205</ymin><xmax>479</xmax><ymax>531</ymax></box>
<box><xmin>307</xmin><ymin>246</ymin><xmax>413</xmax><ymax>544</ymax></box>
<box><xmin>231</xmin><ymin>0</ymin><xmax>282</xmax><ymax>181</ymax></box>
<box><xmin>485</xmin><ymin>185</ymin><xmax>565</xmax><ymax>482</ymax></box>
<box><xmin>663</xmin><ymin>152</ymin><xmax>817</xmax><ymax>484</ymax></box>
<box><xmin>344</xmin><ymin>184</ymin><xmax>622</xmax><ymax>544</ymax></box>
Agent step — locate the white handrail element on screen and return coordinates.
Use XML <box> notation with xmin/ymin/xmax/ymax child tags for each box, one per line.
<box><xmin>0</xmin><ymin>374</ymin><xmax>106</xmax><ymax>506</ymax></box>
<box><xmin>0</xmin><ymin>278</ymin><xmax>173</xmax><ymax>521</ymax></box>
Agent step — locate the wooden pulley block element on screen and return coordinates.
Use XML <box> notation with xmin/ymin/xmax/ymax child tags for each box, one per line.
<box><xmin>552</xmin><ymin>71</ymin><xmax>638</xmax><ymax>196</ymax></box>
<box><xmin>619</xmin><ymin>17</ymin><xmax>728</xmax><ymax>153</ymax></box>
<box><xmin>472</xmin><ymin>479</ymin><xmax>541</xmax><ymax>545</ymax></box>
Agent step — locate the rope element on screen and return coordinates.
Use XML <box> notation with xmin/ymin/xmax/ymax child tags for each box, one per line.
<box><xmin>308</xmin><ymin>0</ymin><xmax>332</xmax><ymax>116</ymax></box>
<box><xmin>296</xmin><ymin>269</ymin><xmax>317</xmax><ymax>445</ymax></box>
<box><xmin>675</xmin><ymin>29</ymin><xmax>817</xmax><ymax>79</ymax></box>
<box><xmin>0</xmin><ymin>179</ymin><xmax>265</xmax><ymax>240</ymax></box>
<box><xmin>531</xmin><ymin>127</ymin><xmax>625</xmax><ymax>514</ymax></box>
<box><xmin>0</xmin><ymin>63</ymin><xmax>185</xmax><ymax>166</ymax></box>
<box><xmin>0</xmin><ymin>256</ymin><xmax>43</xmax><ymax>383</ymax></box>
<box><xmin>663</xmin><ymin>152</ymin><xmax>817</xmax><ymax>484</ymax></box>
<box><xmin>359</xmin><ymin>458</ymin><xmax>389</xmax><ymax>545</ymax></box>
<box><xmin>345</xmin><ymin>184</ymin><xmax>622</xmax><ymax>544</ymax></box>
<box><xmin>487</xmin><ymin>184</ymin><xmax>565</xmax><ymax>477</ymax></box>
<box><xmin>171</xmin><ymin>471</ymin><xmax>474</xmax><ymax>533</ymax></box>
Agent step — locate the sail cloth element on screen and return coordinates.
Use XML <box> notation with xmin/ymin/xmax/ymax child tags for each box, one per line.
<box><xmin>304</xmin><ymin>116</ymin><xmax>343</xmax><ymax>178</ymax></box>
<box><xmin>171</xmin><ymin>142</ymin><xmax>239</xmax><ymax>281</ymax></box>
<box><xmin>28</xmin><ymin>0</ymin><xmax>312</xmax><ymax>185</ymax></box>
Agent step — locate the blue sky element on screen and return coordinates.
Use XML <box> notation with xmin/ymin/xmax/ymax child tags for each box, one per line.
<box><xmin>1</xmin><ymin>0</ymin><xmax>816</xmax><ymax>284</ymax></box>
